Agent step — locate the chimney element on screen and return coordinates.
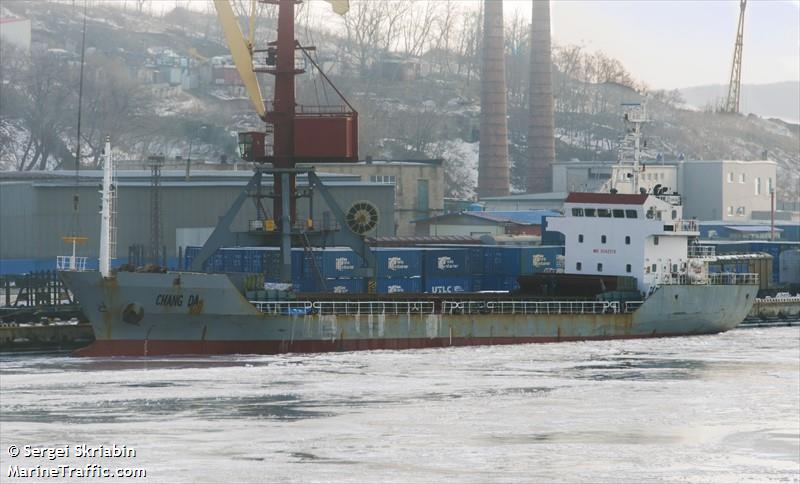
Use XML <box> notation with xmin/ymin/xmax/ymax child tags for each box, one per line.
<box><xmin>477</xmin><ymin>0</ymin><xmax>510</xmax><ymax>198</ymax></box>
<box><xmin>527</xmin><ymin>0</ymin><xmax>555</xmax><ymax>194</ymax></box>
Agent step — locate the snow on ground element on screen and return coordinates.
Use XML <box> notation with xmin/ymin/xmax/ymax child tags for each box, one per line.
<box><xmin>426</xmin><ymin>138</ymin><xmax>479</xmax><ymax>199</ymax></box>
<box><xmin>0</xmin><ymin>118</ymin><xmax>31</xmax><ymax>171</ymax></box>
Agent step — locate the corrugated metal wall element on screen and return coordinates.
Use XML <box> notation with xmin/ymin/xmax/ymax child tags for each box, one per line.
<box><xmin>0</xmin><ymin>179</ymin><xmax>394</xmax><ymax>260</ymax></box>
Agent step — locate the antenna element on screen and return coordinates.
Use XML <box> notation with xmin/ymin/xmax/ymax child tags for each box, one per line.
<box><xmin>59</xmin><ymin>0</ymin><xmax>89</xmax><ymax>273</ymax></box>
<box><xmin>619</xmin><ymin>101</ymin><xmax>648</xmax><ymax>193</ymax></box>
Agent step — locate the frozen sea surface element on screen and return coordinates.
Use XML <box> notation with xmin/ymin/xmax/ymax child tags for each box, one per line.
<box><xmin>1</xmin><ymin>327</ymin><xmax>799</xmax><ymax>483</ymax></box>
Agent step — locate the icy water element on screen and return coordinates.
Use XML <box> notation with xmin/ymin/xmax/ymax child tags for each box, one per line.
<box><xmin>1</xmin><ymin>328</ymin><xmax>799</xmax><ymax>483</ymax></box>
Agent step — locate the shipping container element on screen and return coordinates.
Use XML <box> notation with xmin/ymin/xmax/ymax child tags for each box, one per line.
<box><xmin>481</xmin><ymin>275</ymin><xmax>519</xmax><ymax>291</ymax></box>
<box><xmin>263</xmin><ymin>248</ymin><xmax>308</xmax><ymax>281</ymax></box>
<box><xmin>465</xmin><ymin>246</ymin><xmax>486</xmax><ymax>275</ymax></box>
<box><xmin>374</xmin><ymin>248</ymin><xmax>423</xmax><ymax>278</ymax></box>
<box><xmin>779</xmin><ymin>250</ymin><xmax>800</xmax><ymax>284</ymax></box>
<box><xmin>424</xmin><ymin>276</ymin><xmax>472</xmax><ymax>293</ymax></box>
<box><xmin>184</xmin><ymin>246</ymin><xmax>202</xmax><ymax>269</ymax></box>
<box><xmin>376</xmin><ymin>277</ymin><xmax>422</xmax><ymax>294</ymax></box>
<box><xmin>519</xmin><ymin>246</ymin><xmax>564</xmax><ymax>274</ymax></box>
<box><xmin>241</xmin><ymin>248</ymin><xmax>265</xmax><ymax>274</ymax></box>
<box><xmin>483</xmin><ymin>246</ymin><xmax>522</xmax><ymax>275</ymax></box>
<box><xmin>321</xmin><ymin>248</ymin><xmax>360</xmax><ymax>278</ymax></box>
<box><xmin>423</xmin><ymin>248</ymin><xmax>470</xmax><ymax>277</ymax></box>
<box><xmin>321</xmin><ymin>278</ymin><xmax>365</xmax><ymax>294</ymax></box>
<box><xmin>221</xmin><ymin>248</ymin><xmax>243</xmax><ymax>273</ymax></box>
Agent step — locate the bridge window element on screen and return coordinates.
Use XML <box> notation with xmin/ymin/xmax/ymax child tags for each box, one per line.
<box><xmin>739</xmin><ymin>173</ymin><xmax>746</xmax><ymax>184</ymax></box>
<box><xmin>579</xmin><ymin>234</ymin><xmax>584</xmax><ymax>243</ymax></box>
<box><xmin>597</xmin><ymin>208</ymin><xmax>611</xmax><ymax>218</ymax></box>
<box><xmin>626</xmin><ymin>264</ymin><xmax>632</xmax><ymax>273</ymax></box>
<box><xmin>584</xmin><ymin>208</ymin><xmax>596</xmax><ymax>217</ymax></box>
<box><xmin>576</xmin><ymin>262</ymin><xmax>582</xmax><ymax>271</ymax></box>
<box><xmin>625</xmin><ymin>210</ymin><xmax>638</xmax><ymax>218</ymax></box>
<box><xmin>625</xmin><ymin>236</ymin><xmax>631</xmax><ymax>245</ymax></box>
<box><xmin>597</xmin><ymin>263</ymin><xmax>603</xmax><ymax>272</ymax></box>
<box><xmin>601</xmin><ymin>235</ymin><xmax>607</xmax><ymax>244</ymax></box>
<box><xmin>727</xmin><ymin>172</ymin><xmax>734</xmax><ymax>183</ymax></box>
<box><xmin>572</xmin><ymin>208</ymin><xmax>584</xmax><ymax>216</ymax></box>
<box><xmin>652</xmin><ymin>264</ymin><xmax>657</xmax><ymax>272</ymax></box>
<box><xmin>654</xmin><ymin>236</ymin><xmax>659</xmax><ymax>246</ymax></box>
<box><xmin>612</xmin><ymin>209</ymin><xmax>624</xmax><ymax>218</ymax></box>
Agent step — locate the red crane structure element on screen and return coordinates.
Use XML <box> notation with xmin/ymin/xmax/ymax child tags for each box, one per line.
<box><xmin>191</xmin><ymin>0</ymin><xmax>374</xmax><ymax>283</ymax></box>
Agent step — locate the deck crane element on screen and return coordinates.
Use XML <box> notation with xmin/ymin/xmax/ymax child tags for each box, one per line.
<box><xmin>723</xmin><ymin>0</ymin><xmax>747</xmax><ymax>114</ymax></box>
<box><xmin>192</xmin><ymin>0</ymin><xmax>374</xmax><ymax>283</ymax></box>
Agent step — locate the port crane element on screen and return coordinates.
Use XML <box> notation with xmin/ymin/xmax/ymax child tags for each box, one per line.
<box><xmin>723</xmin><ymin>0</ymin><xmax>747</xmax><ymax>114</ymax></box>
<box><xmin>191</xmin><ymin>0</ymin><xmax>375</xmax><ymax>283</ymax></box>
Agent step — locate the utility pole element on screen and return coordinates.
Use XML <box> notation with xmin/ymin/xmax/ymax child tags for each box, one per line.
<box><xmin>148</xmin><ymin>155</ymin><xmax>165</xmax><ymax>265</ymax></box>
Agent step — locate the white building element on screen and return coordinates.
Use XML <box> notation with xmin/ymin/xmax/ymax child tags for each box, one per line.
<box><xmin>547</xmin><ymin>192</ymin><xmax>699</xmax><ymax>295</ymax></box>
<box><xmin>549</xmin><ymin>159</ymin><xmax>778</xmax><ymax>222</ymax></box>
<box><xmin>680</xmin><ymin>160</ymin><xmax>777</xmax><ymax>221</ymax></box>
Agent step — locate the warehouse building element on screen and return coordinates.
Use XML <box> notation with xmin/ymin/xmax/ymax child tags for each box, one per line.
<box><xmin>0</xmin><ymin>170</ymin><xmax>394</xmax><ymax>273</ymax></box>
<box><xmin>311</xmin><ymin>159</ymin><xmax>445</xmax><ymax>236</ymax></box>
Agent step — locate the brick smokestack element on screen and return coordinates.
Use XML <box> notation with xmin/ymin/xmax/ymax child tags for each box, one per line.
<box><xmin>477</xmin><ymin>0</ymin><xmax>510</xmax><ymax>198</ymax></box>
<box><xmin>527</xmin><ymin>0</ymin><xmax>555</xmax><ymax>194</ymax></box>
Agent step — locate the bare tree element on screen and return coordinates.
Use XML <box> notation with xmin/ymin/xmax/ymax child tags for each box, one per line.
<box><xmin>398</xmin><ymin>0</ymin><xmax>437</xmax><ymax>58</ymax></box>
<box><xmin>342</xmin><ymin>0</ymin><xmax>407</xmax><ymax>78</ymax></box>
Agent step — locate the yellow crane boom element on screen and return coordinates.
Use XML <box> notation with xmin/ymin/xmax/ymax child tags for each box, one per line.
<box><xmin>213</xmin><ymin>0</ymin><xmax>266</xmax><ymax>119</ymax></box>
<box><xmin>212</xmin><ymin>0</ymin><xmax>349</xmax><ymax>121</ymax></box>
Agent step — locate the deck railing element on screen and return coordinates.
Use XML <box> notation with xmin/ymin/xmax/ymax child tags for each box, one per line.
<box><xmin>56</xmin><ymin>256</ymin><xmax>87</xmax><ymax>272</ymax></box>
<box><xmin>674</xmin><ymin>219</ymin><xmax>698</xmax><ymax>232</ymax></box>
<box><xmin>253</xmin><ymin>300</ymin><xmax>437</xmax><ymax>316</ymax></box>
<box><xmin>252</xmin><ymin>300</ymin><xmax>638</xmax><ymax>316</ymax></box>
<box><xmin>707</xmin><ymin>273</ymin><xmax>760</xmax><ymax>285</ymax></box>
<box><xmin>661</xmin><ymin>272</ymin><xmax>759</xmax><ymax>286</ymax></box>
<box><xmin>443</xmin><ymin>300</ymin><xmax>620</xmax><ymax>315</ymax></box>
<box><xmin>687</xmin><ymin>244</ymin><xmax>716</xmax><ymax>258</ymax></box>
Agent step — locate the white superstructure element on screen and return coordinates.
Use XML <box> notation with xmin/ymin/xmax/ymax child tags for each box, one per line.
<box><xmin>548</xmin><ymin>192</ymin><xmax>700</xmax><ymax>296</ymax></box>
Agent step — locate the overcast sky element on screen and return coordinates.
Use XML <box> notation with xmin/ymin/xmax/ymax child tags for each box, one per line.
<box><xmin>114</xmin><ymin>0</ymin><xmax>800</xmax><ymax>90</ymax></box>
<box><xmin>532</xmin><ymin>0</ymin><xmax>800</xmax><ymax>90</ymax></box>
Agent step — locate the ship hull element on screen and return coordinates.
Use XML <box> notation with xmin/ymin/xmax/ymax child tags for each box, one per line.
<box><xmin>61</xmin><ymin>271</ymin><xmax>758</xmax><ymax>357</ymax></box>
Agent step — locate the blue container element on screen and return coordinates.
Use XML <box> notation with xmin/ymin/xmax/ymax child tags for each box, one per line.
<box><xmin>221</xmin><ymin>248</ymin><xmax>243</xmax><ymax>272</ymax></box>
<box><xmin>423</xmin><ymin>249</ymin><xmax>470</xmax><ymax>277</ymax></box>
<box><xmin>321</xmin><ymin>248</ymin><xmax>360</xmax><ymax>278</ymax></box>
<box><xmin>519</xmin><ymin>246</ymin><xmax>564</xmax><ymax>275</ymax></box>
<box><xmin>211</xmin><ymin>251</ymin><xmax>225</xmax><ymax>272</ymax></box>
<box><xmin>262</xmin><ymin>249</ymin><xmax>307</xmax><ymax>280</ymax></box>
<box><xmin>466</xmin><ymin>246</ymin><xmax>486</xmax><ymax>275</ymax></box>
<box><xmin>374</xmin><ymin>248</ymin><xmax>423</xmax><ymax>278</ymax></box>
<box><xmin>483</xmin><ymin>246</ymin><xmax>522</xmax><ymax>275</ymax></box>
<box><xmin>184</xmin><ymin>246</ymin><xmax>202</xmax><ymax>269</ymax></box>
<box><xmin>241</xmin><ymin>248</ymin><xmax>266</xmax><ymax>273</ymax></box>
<box><xmin>424</xmin><ymin>276</ymin><xmax>472</xmax><ymax>293</ymax></box>
<box><xmin>322</xmin><ymin>278</ymin><xmax>365</xmax><ymax>294</ymax></box>
<box><xmin>481</xmin><ymin>275</ymin><xmax>519</xmax><ymax>291</ymax></box>
<box><xmin>376</xmin><ymin>277</ymin><xmax>422</xmax><ymax>294</ymax></box>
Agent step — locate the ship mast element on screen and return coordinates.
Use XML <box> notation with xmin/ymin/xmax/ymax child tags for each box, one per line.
<box><xmin>99</xmin><ymin>136</ymin><xmax>116</xmax><ymax>277</ymax></box>
<box><xmin>620</xmin><ymin>101</ymin><xmax>647</xmax><ymax>194</ymax></box>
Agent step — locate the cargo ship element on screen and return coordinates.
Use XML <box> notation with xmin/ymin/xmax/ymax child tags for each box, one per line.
<box><xmin>59</xmin><ymin>0</ymin><xmax>758</xmax><ymax>357</ymax></box>
<box><xmin>60</xmin><ymin>186</ymin><xmax>758</xmax><ymax>357</ymax></box>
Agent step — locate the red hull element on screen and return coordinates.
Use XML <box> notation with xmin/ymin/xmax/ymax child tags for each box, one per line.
<box><xmin>74</xmin><ymin>333</ymin><xmax>692</xmax><ymax>357</ymax></box>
